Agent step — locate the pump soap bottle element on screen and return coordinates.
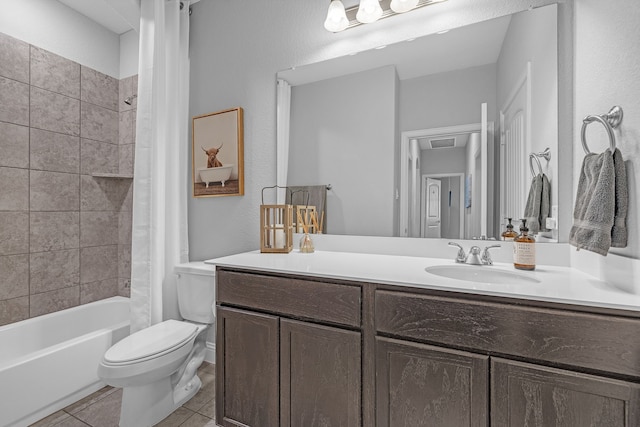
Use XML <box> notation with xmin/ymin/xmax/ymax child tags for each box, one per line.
<box><xmin>502</xmin><ymin>218</ymin><xmax>518</xmax><ymax>241</ymax></box>
<box><xmin>514</xmin><ymin>219</ymin><xmax>535</xmax><ymax>270</ymax></box>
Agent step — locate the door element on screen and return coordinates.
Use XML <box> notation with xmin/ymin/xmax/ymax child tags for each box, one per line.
<box><xmin>492</xmin><ymin>358</ymin><xmax>640</xmax><ymax>426</ymax></box>
<box><xmin>423</xmin><ymin>177</ymin><xmax>441</xmax><ymax>238</ymax></box>
<box><xmin>216</xmin><ymin>307</ymin><xmax>279</xmax><ymax>427</ymax></box>
<box><xmin>280</xmin><ymin>319</ymin><xmax>361</xmax><ymax>427</ymax></box>
<box><xmin>376</xmin><ymin>336</ymin><xmax>489</xmax><ymax>427</ymax></box>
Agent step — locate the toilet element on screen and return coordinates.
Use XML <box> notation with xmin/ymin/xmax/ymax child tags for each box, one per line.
<box><xmin>98</xmin><ymin>262</ymin><xmax>216</xmax><ymax>427</ymax></box>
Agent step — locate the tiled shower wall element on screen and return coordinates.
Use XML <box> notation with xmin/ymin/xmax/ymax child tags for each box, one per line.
<box><xmin>0</xmin><ymin>32</ymin><xmax>137</xmax><ymax>326</ymax></box>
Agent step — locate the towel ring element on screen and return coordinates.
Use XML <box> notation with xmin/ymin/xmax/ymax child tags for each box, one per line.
<box><xmin>581</xmin><ymin>106</ymin><xmax>623</xmax><ymax>154</ymax></box>
<box><xmin>529</xmin><ymin>147</ymin><xmax>551</xmax><ymax>177</ymax></box>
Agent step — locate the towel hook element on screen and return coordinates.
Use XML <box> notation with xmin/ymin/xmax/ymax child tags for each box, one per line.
<box><xmin>581</xmin><ymin>106</ymin><xmax>623</xmax><ymax>154</ymax></box>
<box><xmin>529</xmin><ymin>147</ymin><xmax>551</xmax><ymax>177</ymax></box>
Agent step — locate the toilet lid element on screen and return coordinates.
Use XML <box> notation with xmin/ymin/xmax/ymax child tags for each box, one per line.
<box><xmin>104</xmin><ymin>320</ymin><xmax>198</xmax><ymax>364</ymax></box>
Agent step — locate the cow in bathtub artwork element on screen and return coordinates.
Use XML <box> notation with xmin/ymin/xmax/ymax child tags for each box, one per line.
<box><xmin>192</xmin><ymin>107</ymin><xmax>244</xmax><ymax>197</ymax></box>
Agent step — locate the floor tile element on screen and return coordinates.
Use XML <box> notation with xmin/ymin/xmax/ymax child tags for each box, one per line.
<box><xmin>181</xmin><ymin>372</ymin><xmax>215</xmax><ymax>412</ymax></box>
<box><xmin>52</xmin><ymin>417</ymin><xmax>91</xmax><ymax>427</ymax></box>
<box><xmin>63</xmin><ymin>386</ymin><xmax>116</xmax><ymax>414</ymax></box>
<box><xmin>180</xmin><ymin>413</ymin><xmax>216</xmax><ymax>427</ymax></box>
<box><xmin>153</xmin><ymin>406</ymin><xmax>195</xmax><ymax>427</ymax></box>
<box><xmin>198</xmin><ymin>362</ymin><xmax>216</xmax><ymax>376</ymax></box>
<box><xmin>72</xmin><ymin>388</ymin><xmax>122</xmax><ymax>427</ymax></box>
<box><xmin>196</xmin><ymin>397</ymin><xmax>215</xmax><ymax>420</ymax></box>
<box><xmin>29</xmin><ymin>410</ymin><xmax>72</xmax><ymax>427</ymax></box>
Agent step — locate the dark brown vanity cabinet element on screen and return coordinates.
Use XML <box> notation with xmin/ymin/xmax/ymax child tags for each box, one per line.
<box><xmin>216</xmin><ymin>269</ymin><xmax>362</xmax><ymax>427</ymax></box>
<box><xmin>216</xmin><ymin>267</ymin><xmax>640</xmax><ymax>427</ymax></box>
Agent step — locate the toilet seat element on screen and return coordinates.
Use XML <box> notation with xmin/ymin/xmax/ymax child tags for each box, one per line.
<box><xmin>104</xmin><ymin>320</ymin><xmax>198</xmax><ymax>366</ymax></box>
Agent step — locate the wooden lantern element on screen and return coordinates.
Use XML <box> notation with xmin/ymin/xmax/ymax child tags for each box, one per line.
<box><xmin>260</xmin><ymin>186</ymin><xmax>293</xmax><ymax>253</ymax></box>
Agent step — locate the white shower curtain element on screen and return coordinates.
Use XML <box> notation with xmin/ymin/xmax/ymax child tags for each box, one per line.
<box><xmin>130</xmin><ymin>0</ymin><xmax>190</xmax><ymax>333</ymax></box>
<box><xmin>276</xmin><ymin>79</ymin><xmax>291</xmax><ymax>204</ymax></box>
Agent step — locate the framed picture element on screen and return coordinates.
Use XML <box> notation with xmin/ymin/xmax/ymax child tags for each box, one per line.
<box><xmin>192</xmin><ymin>107</ymin><xmax>244</xmax><ymax>197</ymax></box>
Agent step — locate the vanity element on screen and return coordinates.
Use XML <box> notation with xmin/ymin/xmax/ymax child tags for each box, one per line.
<box><xmin>208</xmin><ymin>249</ymin><xmax>640</xmax><ymax>427</ymax></box>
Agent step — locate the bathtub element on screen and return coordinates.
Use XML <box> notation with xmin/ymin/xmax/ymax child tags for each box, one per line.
<box><xmin>0</xmin><ymin>296</ymin><xmax>130</xmax><ymax>427</ymax></box>
<box><xmin>198</xmin><ymin>165</ymin><xmax>233</xmax><ymax>187</ymax></box>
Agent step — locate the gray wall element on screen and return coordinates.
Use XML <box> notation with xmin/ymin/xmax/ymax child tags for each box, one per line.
<box><xmin>0</xmin><ymin>32</ymin><xmax>135</xmax><ymax>326</ymax></box>
<box><xmin>288</xmin><ymin>66</ymin><xmax>396</xmax><ymax>236</ymax></box>
<box><xmin>400</xmin><ymin>63</ymin><xmax>497</xmax><ymax>131</ymax></box>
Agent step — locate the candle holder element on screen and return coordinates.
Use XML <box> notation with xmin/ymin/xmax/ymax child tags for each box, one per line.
<box><xmin>260</xmin><ymin>186</ymin><xmax>293</xmax><ymax>253</ymax></box>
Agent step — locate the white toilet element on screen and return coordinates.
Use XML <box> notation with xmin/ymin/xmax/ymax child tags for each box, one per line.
<box><xmin>98</xmin><ymin>262</ymin><xmax>216</xmax><ymax>427</ymax></box>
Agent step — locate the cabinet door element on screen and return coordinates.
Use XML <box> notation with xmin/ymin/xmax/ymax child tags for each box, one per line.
<box><xmin>376</xmin><ymin>336</ymin><xmax>489</xmax><ymax>427</ymax></box>
<box><xmin>280</xmin><ymin>319</ymin><xmax>361</xmax><ymax>427</ymax></box>
<box><xmin>492</xmin><ymin>358</ymin><xmax>640</xmax><ymax>426</ymax></box>
<box><xmin>216</xmin><ymin>307</ymin><xmax>279</xmax><ymax>427</ymax></box>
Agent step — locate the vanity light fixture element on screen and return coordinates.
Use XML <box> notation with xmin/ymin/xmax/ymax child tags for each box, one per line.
<box><xmin>324</xmin><ymin>0</ymin><xmax>447</xmax><ymax>32</ymax></box>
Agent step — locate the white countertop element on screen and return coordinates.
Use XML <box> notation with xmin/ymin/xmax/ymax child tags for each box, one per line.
<box><xmin>205</xmin><ymin>250</ymin><xmax>640</xmax><ymax>313</ymax></box>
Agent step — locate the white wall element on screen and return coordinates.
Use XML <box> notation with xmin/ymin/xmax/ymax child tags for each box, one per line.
<box><xmin>574</xmin><ymin>0</ymin><xmax>640</xmax><ymax>263</ymax></box>
<box><xmin>120</xmin><ymin>29</ymin><xmax>140</xmax><ymax>78</ymax></box>
<box><xmin>0</xmin><ymin>0</ymin><xmax>121</xmax><ymax>78</ymax></box>
<box><xmin>288</xmin><ymin>66</ymin><xmax>396</xmax><ymax>236</ymax></box>
<box><xmin>187</xmin><ymin>0</ymin><xmax>572</xmax><ymax>261</ymax></box>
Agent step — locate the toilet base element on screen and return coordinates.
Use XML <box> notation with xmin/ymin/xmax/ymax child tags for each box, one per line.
<box><xmin>119</xmin><ymin>375</ymin><xmax>202</xmax><ymax>427</ymax></box>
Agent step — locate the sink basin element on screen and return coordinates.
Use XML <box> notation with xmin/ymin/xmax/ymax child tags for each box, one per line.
<box><xmin>425</xmin><ymin>265</ymin><xmax>540</xmax><ymax>285</ymax></box>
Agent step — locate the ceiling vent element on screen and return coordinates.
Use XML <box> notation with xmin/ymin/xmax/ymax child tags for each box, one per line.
<box><xmin>429</xmin><ymin>137</ymin><xmax>456</xmax><ymax>149</ymax></box>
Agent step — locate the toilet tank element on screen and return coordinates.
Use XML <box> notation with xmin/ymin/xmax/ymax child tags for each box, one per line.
<box><xmin>174</xmin><ymin>262</ymin><xmax>216</xmax><ymax>324</ymax></box>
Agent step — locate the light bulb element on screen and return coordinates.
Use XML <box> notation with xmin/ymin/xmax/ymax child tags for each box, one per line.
<box><xmin>356</xmin><ymin>0</ymin><xmax>383</xmax><ymax>24</ymax></box>
<box><xmin>390</xmin><ymin>0</ymin><xmax>419</xmax><ymax>13</ymax></box>
<box><xmin>324</xmin><ymin>0</ymin><xmax>349</xmax><ymax>32</ymax></box>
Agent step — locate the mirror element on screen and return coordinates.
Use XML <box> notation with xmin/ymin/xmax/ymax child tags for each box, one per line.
<box><xmin>278</xmin><ymin>4</ymin><xmax>558</xmax><ymax>241</ymax></box>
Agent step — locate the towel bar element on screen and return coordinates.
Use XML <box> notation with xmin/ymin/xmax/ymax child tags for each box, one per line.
<box><xmin>581</xmin><ymin>105</ymin><xmax>623</xmax><ymax>154</ymax></box>
<box><xmin>529</xmin><ymin>147</ymin><xmax>551</xmax><ymax>177</ymax></box>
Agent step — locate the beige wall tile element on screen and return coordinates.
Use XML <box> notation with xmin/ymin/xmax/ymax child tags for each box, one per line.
<box><xmin>118</xmin><ymin>243</ymin><xmax>131</xmax><ymax>279</ymax></box>
<box><xmin>118</xmin><ymin>278</ymin><xmax>131</xmax><ymax>298</ymax></box>
<box><xmin>30</xmin><ymin>170</ymin><xmax>79</xmax><ymax>211</ymax></box>
<box><xmin>80</xmin><ymin>278</ymin><xmax>119</xmax><ymax>304</ymax></box>
<box><xmin>80</xmin><ymin>175</ymin><xmax>131</xmax><ymax>211</ymax></box>
<box><xmin>30</xmin><ymin>249</ymin><xmax>80</xmax><ymax>294</ymax></box>
<box><xmin>118</xmin><ymin>110</ymin><xmax>134</xmax><ymax>145</ymax></box>
<box><xmin>30</xmin><ymin>86</ymin><xmax>80</xmax><ymax>136</ymax></box>
<box><xmin>0</xmin><ymin>212</ymin><xmax>28</xmax><ymax>255</ymax></box>
<box><xmin>0</xmin><ymin>76</ymin><xmax>29</xmax><ymax>126</ymax></box>
<box><xmin>0</xmin><ymin>167</ymin><xmax>28</xmax><ymax>211</ymax></box>
<box><xmin>0</xmin><ymin>122</ymin><xmax>29</xmax><ymax>168</ymax></box>
<box><xmin>80</xmin><ymin>211</ymin><xmax>119</xmax><ymax>247</ymax></box>
<box><xmin>81</xmin><ymin>66</ymin><xmax>118</xmax><ymax>111</ymax></box>
<box><xmin>80</xmin><ymin>102</ymin><xmax>118</xmax><ymax>144</ymax></box>
<box><xmin>0</xmin><ymin>296</ymin><xmax>29</xmax><ymax>326</ymax></box>
<box><xmin>118</xmin><ymin>211</ymin><xmax>132</xmax><ymax>245</ymax></box>
<box><xmin>119</xmin><ymin>144</ymin><xmax>135</xmax><ymax>176</ymax></box>
<box><xmin>80</xmin><ymin>245</ymin><xmax>117</xmax><ymax>284</ymax></box>
<box><xmin>80</xmin><ymin>139</ymin><xmax>118</xmax><ymax>175</ymax></box>
<box><xmin>0</xmin><ymin>254</ymin><xmax>29</xmax><ymax>300</ymax></box>
<box><xmin>30</xmin><ymin>211</ymin><xmax>80</xmax><ymax>252</ymax></box>
<box><xmin>0</xmin><ymin>32</ymin><xmax>29</xmax><ymax>83</ymax></box>
<box><xmin>30</xmin><ymin>285</ymin><xmax>79</xmax><ymax>317</ymax></box>
<box><xmin>30</xmin><ymin>46</ymin><xmax>80</xmax><ymax>99</ymax></box>
<box><xmin>30</xmin><ymin>128</ymin><xmax>80</xmax><ymax>174</ymax></box>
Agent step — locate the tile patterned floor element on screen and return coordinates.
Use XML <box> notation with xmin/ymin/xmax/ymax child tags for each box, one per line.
<box><xmin>29</xmin><ymin>363</ymin><xmax>216</xmax><ymax>427</ymax></box>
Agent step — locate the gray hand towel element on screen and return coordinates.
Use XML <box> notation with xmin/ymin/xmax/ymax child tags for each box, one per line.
<box><xmin>540</xmin><ymin>173</ymin><xmax>551</xmax><ymax>232</ymax></box>
<box><xmin>569</xmin><ymin>151</ymin><xmax>615</xmax><ymax>255</ymax></box>
<box><xmin>524</xmin><ymin>174</ymin><xmax>547</xmax><ymax>234</ymax></box>
<box><xmin>611</xmin><ymin>148</ymin><xmax>628</xmax><ymax>248</ymax></box>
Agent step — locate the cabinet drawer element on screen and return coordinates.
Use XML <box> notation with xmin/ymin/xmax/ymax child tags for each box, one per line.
<box><xmin>217</xmin><ymin>269</ymin><xmax>361</xmax><ymax>327</ymax></box>
<box><xmin>376</xmin><ymin>290</ymin><xmax>640</xmax><ymax>378</ymax></box>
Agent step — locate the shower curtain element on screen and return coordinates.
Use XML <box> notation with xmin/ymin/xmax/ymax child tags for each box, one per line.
<box><xmin>130</xmin><ymin>0</ymin><xmax>191</xmax><ymax>333</ymax></box>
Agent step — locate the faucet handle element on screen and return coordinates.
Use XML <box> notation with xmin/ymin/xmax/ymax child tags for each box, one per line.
<box><xmin>448</xmin><ymin>242</ymin><xmax>466</xmax><ymax>263</ymax></box>
<box><xmin>481</xmin><ymin>244</ymin><xmax>501</xmax><ymax>265</ymax></box>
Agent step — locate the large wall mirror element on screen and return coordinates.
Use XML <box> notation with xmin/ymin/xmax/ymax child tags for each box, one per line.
<box><xmin>277</xmin><ymin>4</ymin><xmax>559</xmax><ymax>242</ymax></box>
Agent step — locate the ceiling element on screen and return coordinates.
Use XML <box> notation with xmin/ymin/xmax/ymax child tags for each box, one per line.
<box><xmin>56</xmin><ymin>0</ymin><xmax>140</xmax><ymax>34</ymax></box>
<box><xmin>279</xmin><ymin>14</ymin><xmax>512</xmax><ymax>86</ymax></box>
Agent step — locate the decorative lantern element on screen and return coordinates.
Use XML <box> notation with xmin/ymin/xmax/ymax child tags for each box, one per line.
<box><xmin>260</xmin><ymin>186</ymin><xmax>293</xmax><ymax>253</ymax></box>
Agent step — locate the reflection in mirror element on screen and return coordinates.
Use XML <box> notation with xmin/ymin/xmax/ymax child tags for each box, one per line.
<box><xmin>278</xmin><ymin>4</ymin><xmax>558</xmax><ymax>241</ymax></box>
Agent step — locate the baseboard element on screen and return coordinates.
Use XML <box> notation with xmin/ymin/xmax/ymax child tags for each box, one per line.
<box><xmin>204</xmin><ymin>341</ymin><xmax>216</xmax><ymax>364</ymax></box>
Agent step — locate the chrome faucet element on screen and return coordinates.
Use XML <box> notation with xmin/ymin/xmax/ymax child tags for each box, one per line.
<box><xmin>448</xmin><ymin>242</ymin><xmax>501</xmax><ymax>265</ymax></box>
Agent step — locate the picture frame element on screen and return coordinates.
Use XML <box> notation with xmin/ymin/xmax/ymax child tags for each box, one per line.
<box><xmin>192</xmin><ymin>107</ymin><xmax>244</xmax><ymax>197</ymax></box>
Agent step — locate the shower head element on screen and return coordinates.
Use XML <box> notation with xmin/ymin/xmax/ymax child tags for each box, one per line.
<box><xmin>124</xmin><ymin>94</ymin><xmax>137</xmax><ymax>105</ymax></box>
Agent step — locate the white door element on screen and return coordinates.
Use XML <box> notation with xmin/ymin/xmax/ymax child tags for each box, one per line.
<box><xmin>423</xmin><ymin>178</ymin><xmax>441</xmax><ymax>238</ymax></box>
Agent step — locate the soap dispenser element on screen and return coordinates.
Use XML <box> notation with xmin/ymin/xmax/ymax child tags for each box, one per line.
<box><xmin>501</xmin><ymin>218</ymin><xmax>518</xmax><ymax>241</ymax></box>
<box><xmin>514</xmin><ymin>219</ymin><xmax>536</xmax><ymax>270</ymax></box>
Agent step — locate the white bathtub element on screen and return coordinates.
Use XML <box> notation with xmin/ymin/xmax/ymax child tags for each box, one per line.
<box><xmin>0</xmin><ymin>296</ymin><xmax>130</xmax><ymax>427</ymax></box>
<box><xmin>198</xmin><ymin>165</ymin><xmax>233</xmax><ymax>187</ymax></box>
